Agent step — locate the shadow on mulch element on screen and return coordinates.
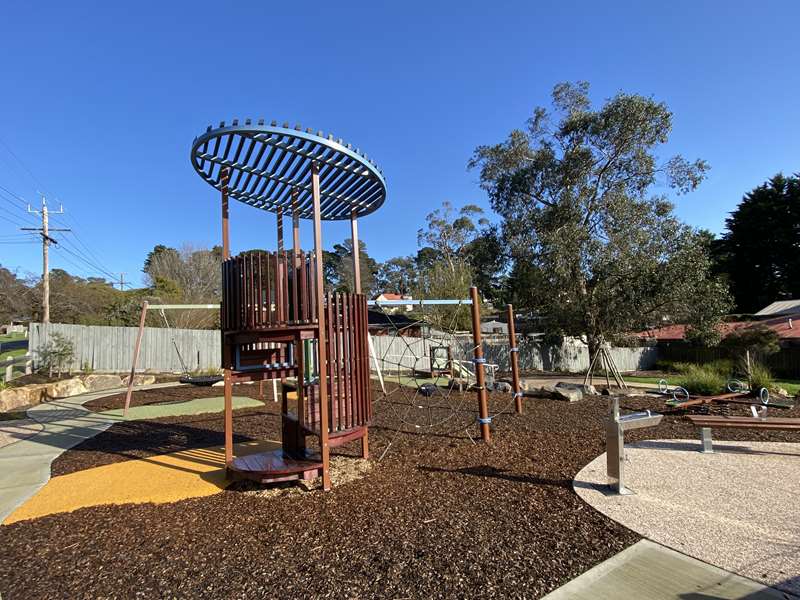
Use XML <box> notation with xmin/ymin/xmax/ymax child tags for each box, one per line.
<box><xmin>419</xmin><ymin>464</ymin><xmax>573</xmax><ymax>489</ymax></box>
<box><xmin>2</xmin><ymin>386</ymin><xmax>800</xmax><ymax>600</ymax></box>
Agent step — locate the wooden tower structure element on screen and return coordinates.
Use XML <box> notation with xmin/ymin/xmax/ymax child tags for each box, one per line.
<box><xmin>190</xmin><ymin>120</ymin><xmax>387</xmax><ymax>490</ymax></box>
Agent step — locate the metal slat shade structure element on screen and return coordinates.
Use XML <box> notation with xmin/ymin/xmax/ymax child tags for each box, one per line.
<box><xmin>190</xmin><ymin>120</ymin><xmax>387</xmax><ymax>220</ymax></box>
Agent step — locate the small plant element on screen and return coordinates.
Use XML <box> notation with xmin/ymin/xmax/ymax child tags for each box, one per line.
<box><xmin>747</xmin><ymin>361</ymin><xmax>774</xmax><ymax>394</ymax></box>
<box><xmin>0</xmin><ymin>380</ymin><xmax>7</xmax><ymax>391</ymax></box>
<box><xmin>81</xmin><ymin>360</ymin><xmax>94</xmax><ymax>374</ymax></box>
<box><xmin>37</xmin><ymin>333</ymin><xmax>76</xmax><ymax>378</ymax></box>
<box><xmin>675</xmin><ymin>364</ymin><xmax>726</xmax><ymax>396</ymax></box>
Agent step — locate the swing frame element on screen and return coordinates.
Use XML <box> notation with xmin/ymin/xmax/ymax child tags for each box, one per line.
<box><xmin>122</xmin><ymin>302</ymin><xmax>222</xmax><ymax>415</ymax></box>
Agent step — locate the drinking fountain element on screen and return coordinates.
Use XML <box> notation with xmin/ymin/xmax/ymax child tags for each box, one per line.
<box><xmin>606</xmin><ymin>396</ymin><xmax>663</xmax><ymax>495</ymax></box>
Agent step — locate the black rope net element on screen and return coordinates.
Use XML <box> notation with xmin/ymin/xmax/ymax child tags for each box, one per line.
<box><xmin>370</xmin><ymin>301</ymin><xmax>520</xmax><ymax>456</ymax></box>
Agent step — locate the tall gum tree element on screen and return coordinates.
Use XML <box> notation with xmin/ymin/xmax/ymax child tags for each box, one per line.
<box><xmin>469</xmin><ymin>81</ymin><xmax>731</xmax><ymax>356</ymax></box>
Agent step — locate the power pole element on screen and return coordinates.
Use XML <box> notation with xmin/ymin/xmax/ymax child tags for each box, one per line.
<box><xmin>118</xmin><ymin>273</ymin><xmax>126</xmax><ymax>291</ymax></box>
<box><xmin>21</xmin><ymin>197</ymin><xmax>70</xmax><ymax>323</ymax></box>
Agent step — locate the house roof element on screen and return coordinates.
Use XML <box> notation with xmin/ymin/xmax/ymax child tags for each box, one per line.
<box><xmin>635</xmin><ymin>316</ymin><xmax>800</xmax><ymax>342</ymax></box>
<box><xmin>367</xmin><ymin>309</ymin><xmax>420</xmax><ymax>329</ymax></box>
<box><xmin>375</xmin><ymin>293</ymin><xmax>407</xmax><ymax>301</ymax></box>
<box><xmin>755</xmin><ymin>300</ymin><xmax>800</xmax><ymax>317</ymax></box>
<box><xmin>480</xmin><ymin>320</ymin><xmax>508</xmax><ymax>333</ymax></box>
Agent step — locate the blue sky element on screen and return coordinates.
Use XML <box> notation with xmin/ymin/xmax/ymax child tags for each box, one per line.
<box><xmin>1</xmin><ymin>1</ymin><xmax>798</xmax><ymax>287</ymax></box>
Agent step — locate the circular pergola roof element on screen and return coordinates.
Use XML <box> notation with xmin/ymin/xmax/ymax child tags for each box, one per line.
<box><xmin>190</xmin><ymin>120</ymin><xmax>387</xmax><ymax>220</ymax></box>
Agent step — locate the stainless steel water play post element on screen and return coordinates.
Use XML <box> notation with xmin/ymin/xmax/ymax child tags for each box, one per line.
<box><xmin>606</xmin><ymin>396</ymin><xmax>663</xmax><ymax>495</ymax></box>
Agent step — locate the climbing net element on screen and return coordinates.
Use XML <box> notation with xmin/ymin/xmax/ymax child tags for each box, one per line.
<box><xmin>370</xmin><ymin>299</ymin><xmax>521</xmax><ymax>446</ymax></box>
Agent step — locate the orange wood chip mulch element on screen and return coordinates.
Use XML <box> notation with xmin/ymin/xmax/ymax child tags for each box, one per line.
<box><xmin>1</xmin><ymin>386</ymin><xmax>799</xmax><ymax>600</ymax></box>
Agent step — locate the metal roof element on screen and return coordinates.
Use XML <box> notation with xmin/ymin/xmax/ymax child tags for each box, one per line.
<box><xmin>190</xmin><ymin>120</ymin><xmax>387</xmax><ymax>221</ymax></box>
<box><xmin>754</xmin><ymin>300</ymin><xmax>800</xmax><ymax>317</ymax></box>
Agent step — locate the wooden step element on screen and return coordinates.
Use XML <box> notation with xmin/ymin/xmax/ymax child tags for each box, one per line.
<box><xmin>229</xmin><ymin>449</ymin><xmax>322</xmax><ymax>483</ymax></box>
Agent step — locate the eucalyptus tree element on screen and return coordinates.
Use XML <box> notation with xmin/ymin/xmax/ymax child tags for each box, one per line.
<box><xmin>470</xmin><ymin>82</ymin><xmax>730</xmax><ymax>353</ymax></box>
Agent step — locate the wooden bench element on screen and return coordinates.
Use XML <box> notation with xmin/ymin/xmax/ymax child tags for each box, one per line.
<box><xmin>687</xmin><ymin>415</ymin><xmax>800</xmax><ymax>453</ymax></box>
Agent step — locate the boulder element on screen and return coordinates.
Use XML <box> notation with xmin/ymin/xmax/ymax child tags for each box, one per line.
<box><xmin>121</xmin><ymin>374</ymin><xmax>156</xmax><ymax>387</ymax></box>
<box><xmin>525</xmin><ymin>382</ymin><xmax>582</xmax><ymax>402</ymax></box>
<box><xmin>81</xmin><ymin>374</ymin><xmax>124</xmax><ymax>392</ymax></box>
<box><xmin>0</xmin><ymin>384</ymin><xmax>48</xmax><ymax>412</ymax></box>
<box><xmin>492</xmin><ymin>381</ymin><xmax>513</xmax><ymax>393</ymax></box>
<box><xmin>601</xmin><ymin>386</ymin><xmax>636</xmax><ymax>397</ymax></box>
<box><xmin>46</xmin><ymin>377</ymin><xmax>87</xmax><ymax>399</ymax></box>
<box><xmin>553</xmin><ymin>383</ymin><xmax>583</xmax><ymax>402</ymax></box>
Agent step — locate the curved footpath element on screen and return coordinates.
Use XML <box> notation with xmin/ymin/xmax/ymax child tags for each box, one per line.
<box><xmin>569</xmin><ymin>439</ymin><xmax>800</xmax><ymax>598</ymax></box>
<box><xmin>0</xmin><ymin>384</ymin><xmax>262</xmax><ymax>523</ymax></box>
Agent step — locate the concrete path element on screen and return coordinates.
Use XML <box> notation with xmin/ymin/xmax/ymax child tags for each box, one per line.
<box><xmin>0</xmin><ymin>384</ymin><xmax>259</xmax><ymax>523</ymax></box>
<box><xmin>574</xmin><ymin>439</ymin><xmax>800</xmax><ymax>596</ymax></box>
<box><xmin>543</xmin><ymin>539</ymin><xmax>792</xmax><ymax>599</ymax></box>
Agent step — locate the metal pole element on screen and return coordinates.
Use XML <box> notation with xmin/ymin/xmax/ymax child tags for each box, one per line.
<box><xmin>507</xmin><ymin>304</ymin><xmax>522</xmax><ymax>414</ymax></box>
<box><xmin>123</xmin><ymin>300</ymin><xmax>148</xmax><ymax>416</ymax></box>
<box><xmin>350</xmin><ymin>210</ymin><xmax>361</xmax><ymax>294</ymax></box>
<box><xmin>276</xmin><ymin>206</ymin><xmax>284</xmax><ymax>252</ymax></box>
<box><xmin>311</xmin><ymin>162</ymin><xmax>332</xmax><ymax>490</ymax></box>
<box><xmin>292</xmin><ymin>189</ymin><xmax>300</xmax><ymax>261</ymax></box>
<box><xmin>220</xmin><ymin>168</ymin><xmax>233</xmax><ymax>465</ymax></box>
<box><xmin>470</xmin><ymin>286</ymin><xmax>491</xmax><ymax>443</ymax></box>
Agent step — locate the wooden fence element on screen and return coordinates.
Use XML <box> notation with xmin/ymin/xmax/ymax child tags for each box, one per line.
<box><xmin>28</xmin><ymin>322</ymin><xmax>663</xmax><ymax>376</ymax></box>
<box><xmin>29</xmin><ymin>322</ymin><xmax>221</xmax><ymax>373</ymax></box>
<box><xmin>370</xmin><ymin>334</ymin><xmax>659</xmax><ymax>374</ymax></box>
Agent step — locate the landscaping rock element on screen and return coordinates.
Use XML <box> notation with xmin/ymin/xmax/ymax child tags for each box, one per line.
<box><xmin>81</xmin><ymin>374</ymin><xmax>123</xmax><ymax>392</ymax></box>
<box><xmin>553</xmin><ymin>382</ymin><xmax>583</xmax><ymax>402</ymax></box>
<box><xmin>0</xmin><ymin>387</ymin><xmax>35</xmax><ymax>412</ymax></box>
<box><xmin>601</xmin><ymin>386</ymin><xmax>636</xmax><ymax>397</ymax></box>
<box><xmin>121</xmin><ymin>374</ymin><xmax>156</xmax><ymax>387</ymax></box>
<box><xmin>525</xmin><ymin>383</ymin><xmax>582</xmax><ymax>402</ymax></box>
<box><xmin>492</xmin><ymin>381</ymin><xmax>513</xmax><ymax>393</ymax></box>
<box><xmin>46</xmin><ymin>377</ymin><xmax>88</xmax><ymax>399</ymax></box>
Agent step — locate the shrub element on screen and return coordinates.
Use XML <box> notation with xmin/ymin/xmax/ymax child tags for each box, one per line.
<box><xmin>675</xmin><ymin>364</ymin><xmax>726</xmax><ymax>396</ymax></box>
<box><xmin>705</xmin><ymin>359</ymin><xmax>735</xmax><ymax>377</ymax></box>
<box><xmin>721</xmin><ymin>325</ymin><xmax>781</xmax><ymax>360</ymax></box>
<box><xmin>747</xmin><ymin>361</ymin><xmax>774</xmax><ymax>394</ymax></box>
<box><xmin>37</xmin><ymin>333</ymin><xmax>75</xmax><ymax>377</ymax></box>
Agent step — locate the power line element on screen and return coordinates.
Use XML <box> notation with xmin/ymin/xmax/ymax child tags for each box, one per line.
<box><xmin>0</xmin><ymin>136</ymin><xmax>48</xmax><ymax>193</ymax></box>
<box><xmin>50</xmin><ymin>211</ymin><xmax>117</xmax><ymax>277</ymax></box>
<box><xmin>0</xmin><ymin>183</ymin><xmax>30</xmax><ymax>210</ymax></box>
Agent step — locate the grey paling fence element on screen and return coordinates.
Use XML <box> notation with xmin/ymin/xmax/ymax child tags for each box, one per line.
<box><xmin>29</xmin><ymin>322</ymin><xmax>221</xmax><ymax>373</ymax></box>
<box><xmin>370</xmin><ymin>334</ymin><xmax>659</xmax><ymax>375</ymax></box>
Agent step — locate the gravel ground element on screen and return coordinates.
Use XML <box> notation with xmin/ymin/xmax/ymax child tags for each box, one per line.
<box><xmin>1</xmin><ymin>385</ymin><xmax>798</xmax><ymax>600</ymax></box>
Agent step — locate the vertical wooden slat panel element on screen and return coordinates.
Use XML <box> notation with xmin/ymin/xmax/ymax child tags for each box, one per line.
<box><xmin>325</xmin><ymin>292</ymin><xmax>335</xmax><ymax>433</ymax></box>
<box><xmin>342</xmin><ymin>294</ymin><xmax>352</xmax><ymax>429</ymax></box>
<box><xmin>334</xmin><ymin>293</ymin><xmax>343</xmax><ymax>432</ymax></box>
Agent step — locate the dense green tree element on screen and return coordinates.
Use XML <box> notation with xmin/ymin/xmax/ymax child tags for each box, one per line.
<box><xmin>375</xmin><ymin>256</ymin><xmax>417</xmax><ymax>296</ymax></box>
<box><xmin>0</xmin><ymin>266</ymin><xmax>35</xmax><ymax>323</ymax></box>
<box><xmin>714</xmin><ymin>174</ymin><xmax>800</xmax><ymax>313</ymax></box>
<box><xmin>322</xmin><ymin>239</ymin><xmax>379</xmax><ymax>295</ymax></box>
<box><xmin>470</xmin><ymin>81</ymin><xmax>730</xmax><ymax>354</ymax></box>
<box><xmin>463</xmin><ymin>224</ymin><xmax>507</xmax><ymax>303</ymax></box>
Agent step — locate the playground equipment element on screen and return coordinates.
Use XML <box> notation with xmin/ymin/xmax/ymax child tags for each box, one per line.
<box><xmin>606</xmin><ymin>396</ymin><xmax>662</xmax><ymax>495</ymax></box>
<box><xmin>370</xmin><ymin>295</ymin><xmax>523</xmax><ymax>441</ymax></box>
<box><xmin>124</xmin><ymin>302</ymin><xmax>223</xmax><ymax>413</ymax></box>
<box><xmin>584</xmin><ymin>345</ymin><xmax>628</xmax><ymax>391</ymax></box>
<box><xmin>190</xmin><ymin>120</ymin><xmax>387</xmax><ymax>490</ymax></box>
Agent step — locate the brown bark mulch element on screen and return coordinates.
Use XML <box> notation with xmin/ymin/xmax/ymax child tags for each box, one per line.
<box><xmin>1</xmin><ymin>385</ymin><xmax>799</xmax><ymax>600</ymax></box>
